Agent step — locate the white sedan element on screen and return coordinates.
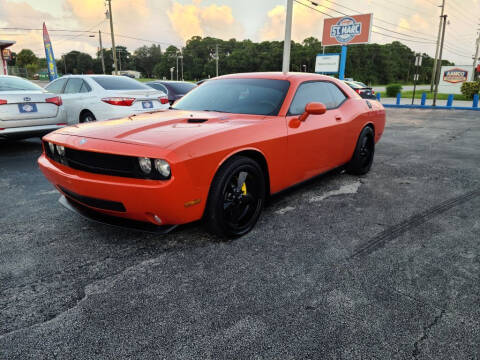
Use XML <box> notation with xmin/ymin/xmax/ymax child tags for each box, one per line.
<box><xmin>44</xmin><ymin>75</ymin><xmax>169</xmax><ymax>123</ymax></box>
<box><xmin>0</xmin><ymin>75</ymin><xmax>67</xmax><ymax>139</ymax></box>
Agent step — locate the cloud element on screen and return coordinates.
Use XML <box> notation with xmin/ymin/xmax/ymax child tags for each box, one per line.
<box><xmin>260</xmin><ymin>3</ymin><xmax>326</xmax><ymax>42</ymax></box>
<box><xmin>167</xmin><ymin>1</ymin><xmax>243</xmax><ymax>42</ymax></box>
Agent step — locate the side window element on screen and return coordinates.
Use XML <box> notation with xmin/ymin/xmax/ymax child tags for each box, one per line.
<box><xmin>80</xmin><ymin>81</ymin><xmax>91</xmax><ymax>93</ymax></box>
<box><xmin>289</xmin><ymin>82</ymin><xmax>336</xmax><ymax>115</ymax></box>
<box><xmin>45</xmin><ymin>78</ymin><xmax>67</xmax><ymax>94</ymax></box>
<box><xmin>64</xmin><ymin>78</ymin><xmax>84</xmax><ymax>94</ymax></box>
<box><xmin>326</xmin><ymin>83</ymin><xmax>347</xmax><ymax>108</ymax></box>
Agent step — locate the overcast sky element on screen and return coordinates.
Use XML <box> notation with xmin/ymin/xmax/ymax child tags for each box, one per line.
<box><xmin>0</xmin><ymin>0</ymin><xmax>478</xmax><ymax>65</ymax></box>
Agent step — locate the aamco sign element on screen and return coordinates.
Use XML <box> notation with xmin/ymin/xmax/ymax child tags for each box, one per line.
<box><xmin>443</xmin><ymin>68</ymin><xmax>468</xmax><ymax>83</ymax></box>
<box><xmin>322</xmin><ymin>14</ymin><xmax>373</xmax><ymax>46</ymax></box>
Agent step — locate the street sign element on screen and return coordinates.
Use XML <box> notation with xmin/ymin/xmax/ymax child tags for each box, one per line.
<box><xmin>415</xmin><ymin>55</ymin><xmax>422</xmax><ymax>67</ymax></box>
<box><xmin>322</xmin><ymin>14</ymin><xmax>373</xmax><ymax>46</ymax></box>
<box><xmin>315</xmin><ymin>54</ymin><xmax>340</xmax><ymax>73</ymax></box>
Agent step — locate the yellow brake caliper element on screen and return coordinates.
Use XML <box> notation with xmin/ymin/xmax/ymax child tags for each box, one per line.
<box><xmin>241</xmin><ymin>182</ymin><xmax>247</xmax><ymax>195</ymax></box>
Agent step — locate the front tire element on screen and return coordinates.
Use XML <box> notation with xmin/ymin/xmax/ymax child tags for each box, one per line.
<box><xmin>79</xmin><ymin>111</ymin><xmax>96</xmax><ymax>123</ymax></box>
<box><xmin>346</xmin><ymin>126</ymin><xmax>375</xmax><ymax>175</ymax></box>
<box><xmin>204</xmin><ymin>156</ymin><xmax>266</xmax><ymax>238</ymax></box>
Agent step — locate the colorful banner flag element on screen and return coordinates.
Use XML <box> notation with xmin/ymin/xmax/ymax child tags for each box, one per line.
<box><xmin>43</xmin><ymin>22</ymin><xmax>58</xmax><ymax>81</ymax></box>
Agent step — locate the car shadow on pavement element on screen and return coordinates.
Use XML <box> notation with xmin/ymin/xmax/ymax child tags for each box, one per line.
<box><xmin>0</xmin><ymin>138</ymin><xmax>43</xmax><ymax>157</ymax></box>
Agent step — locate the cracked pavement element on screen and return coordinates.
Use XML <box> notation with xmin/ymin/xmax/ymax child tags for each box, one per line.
<box><xmin>1</xmin><ymin>109</ymin><xmax>479</xmax><ymax>359</ymax></box>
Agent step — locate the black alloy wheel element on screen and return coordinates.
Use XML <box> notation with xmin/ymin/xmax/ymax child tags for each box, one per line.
<box><xmin>205</xmin><ymin>156</ymin><xmax>265</xmax><ymax>238</ymax></box>
<box><xmin>346</xmin><ymin>126</ymin><xmax>375</xmax><ymax>175</ymax></box>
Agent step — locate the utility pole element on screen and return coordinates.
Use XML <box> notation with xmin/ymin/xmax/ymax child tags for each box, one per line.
<box><xmin>282</xmin><ymin>0</ymin><xmax>293</xmax><ymax>74</ymax></box>
<box><xmin>433</xmin><ymin>14</ymin><xmax>447</xmax><ymax>107</ymax></box>
<box><xmin>215</xmin><ymin>44</ymin><xmax>219</xmax><ymax>77</ymax></box>
<box><xmin>473</xmin><ymin>33</ymin><xmax>480</xmax><ymax>80</ymax></box>
<box><xmin>99</xmin><ymin>30</ymin><xmax>105</xmax><ymax>74</ymax></box>
<box><xmin>431</xmin><ymin>0</ymin><xmax>445</xmax><ymax>91</ymax></box>
<box><xmin>106</xmin><ymin>0</ymin><xmax>118</xmax><ymax>75</ymax></box>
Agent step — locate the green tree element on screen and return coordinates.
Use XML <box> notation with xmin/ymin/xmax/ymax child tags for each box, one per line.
<box><xmin>16</xmin><ymin>49</ymin><xmax>38</xmax><ymax>67</ymax></box>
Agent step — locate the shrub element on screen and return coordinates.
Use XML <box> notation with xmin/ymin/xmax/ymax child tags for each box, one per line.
<box><xmin>386</xmin><ymin>84</ymin><xmax>403</xmax><ymax>97</ymax></box>
<box><xmin>460</xmin><ymin>81</ymin><xmax>480</xmax><ymax>100</ymax></box>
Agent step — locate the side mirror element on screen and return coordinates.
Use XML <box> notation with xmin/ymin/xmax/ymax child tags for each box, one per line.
<box><xmin>298</xmin><ymin>102</ymin><xmax>327</xmax><ymax>122</ymax></box>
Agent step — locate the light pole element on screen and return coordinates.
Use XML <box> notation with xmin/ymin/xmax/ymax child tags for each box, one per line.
<box><xmin>179</xmin><ymin>54</ymin><xmax>184</xmax><ymax>80</ymax></box>
<box><xmin>99</xmin><ymin>30</ymin><xmax>105</xmax><ymax>74</ymax></box>
<box><xmin>170</xmin><ymin>67</ymin><xmax>174</xmax><ymax>81</ymax></box>
<box><xmin>215</xmin><ymin>44</ymin><xmax>219</xmax><ymax>77</ymax></box>
<box><xmin>282</xmin><ymin>0</ymin><xmax>293</xmax><ymax>74</ymax></box>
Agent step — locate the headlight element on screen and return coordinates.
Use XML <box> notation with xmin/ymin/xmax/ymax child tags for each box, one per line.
<box><xmin>138</xmin><ymin>157</ymin><xmax>152</xmax><ymax>174</ymax></box>
<box><xmin>154</xmin><ymin>159</ymin><xmax>171</xmax><ymax>178</ymax></box>
<box><xmin>48</xmin><ymin>142</ymin><xmax>55</xmax><ymax>154</ymax></box>
<box><xmin>56</xmin><ymin>145</ymin><xmax>65</xmax><ymax>156</ymax></box>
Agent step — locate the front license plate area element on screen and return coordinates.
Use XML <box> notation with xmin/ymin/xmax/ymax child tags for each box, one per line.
<box><xmin>18</xmin><ymin>103</ymin><xmax>38</xmax><ymax>113</ymax></box>
<box><xmin>142</xmin><ymin>101</ymin><xmax>153</xmax><ymax>109</ymax></box>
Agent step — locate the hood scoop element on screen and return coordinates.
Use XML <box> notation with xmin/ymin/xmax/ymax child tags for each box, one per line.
<box><xmin>187</xmin><ymin>118</ymin><xmax>208</xmax><ymax>123</ymax></box>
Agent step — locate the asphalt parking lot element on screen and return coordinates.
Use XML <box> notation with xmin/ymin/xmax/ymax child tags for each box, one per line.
<box><xmin>1</xmin><ymin>109</ymin><xmax>479</xmax><ymax>359</ymax></box>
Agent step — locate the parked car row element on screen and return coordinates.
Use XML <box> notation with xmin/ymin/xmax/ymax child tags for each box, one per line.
<box><xmin>0</xmin><ymin>75</ymin><xmax>197</xmax><ymax>139</ymax></box>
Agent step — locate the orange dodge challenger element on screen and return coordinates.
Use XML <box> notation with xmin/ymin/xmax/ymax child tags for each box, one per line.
<box><xmin>39</xmin><ymin>72</ymin><xmax>385</xmax><ymax>237</ymax></box>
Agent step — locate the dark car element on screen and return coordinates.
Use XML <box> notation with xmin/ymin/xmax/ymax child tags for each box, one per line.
<box><xmin>146</xmin><ymin>81</ymin><xmax>196</xmax><ymax>105</ymax></box>
<box><xmin>343</xmin><ymin>80</ymin><xmax>376</xmax><ymax>100</ymax></box>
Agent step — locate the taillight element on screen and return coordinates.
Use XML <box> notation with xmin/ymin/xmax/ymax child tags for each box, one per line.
<box><xmin>102</xmin><ymin>97</ymin><xmax>135</xmax><ymax>106</ymax></box>
<box><xmin>159</xmin><ymin>96</ymin><xmax>169</xmax><ymax>105</ymax></box>
<box><xmin>0</xmin><ymin>99</ymin><xmax>7</xmax><ymax>105</ymax></box>
<box><xmin>371</xmin><ymin>90</ymin><xmax>376</xmax><ymax>95</ymax></box>
<box><xmin>46</xmin><ymin>96</ymin><xmax>62</xmax><ymax>106</ymax></box>
<box><xmin>354</xmin><ymin>89</ymin><xmax>361</xmax><ymax>94</ymax></box>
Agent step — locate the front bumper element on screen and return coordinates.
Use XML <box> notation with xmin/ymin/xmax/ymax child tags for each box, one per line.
<box><xmin>59</xmin><ymin>195</ymin><xmax>177</xmax><ymax>233</ymax></box>
<box><xmin>38</xmin><ymin>153</ymin><xmax>206</xmax><ymax>226</ymax></box>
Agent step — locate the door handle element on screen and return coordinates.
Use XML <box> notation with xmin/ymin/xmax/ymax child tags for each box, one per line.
<box><xmin>335</xmin><ymin>115</ymin><xmax>342</xmax><ymax>121</ymax></box>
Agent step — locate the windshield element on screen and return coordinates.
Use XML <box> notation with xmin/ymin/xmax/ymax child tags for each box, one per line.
<box><xmin>0</xmin><ymin>77</ymin><xmax>43</xmax><ymax>92</ymax></box>
<box><xmin>172</xmin><ymin>78</ymin><xmax>290</xmax><ymax>116</ymax></box>
<box><xmin>91</xmin><ymin>76</ymin><xmax>151</xmax><ymax>90</ymax></box>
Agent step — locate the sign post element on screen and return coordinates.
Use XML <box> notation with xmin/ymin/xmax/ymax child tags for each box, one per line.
<box><xmin>411</xmin><ymin>54</ymin><xmax>422</xmax><ymax>105</ymax></box>
<box><xmin>322</xmin><ymin>14</ymin><xmax>372</xmax><ymax>80</ymax></box>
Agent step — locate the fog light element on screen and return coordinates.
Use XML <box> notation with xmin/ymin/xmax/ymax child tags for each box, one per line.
<box><xmin>138</xmin><ymin>157</ymin><xmax>152</xmax><ymax>174</ymax></box>
<box><xmin>153</xmin><ymin>214</ymin><xmax>162</xmax><ymax>225</ymax></box>
<box><xmin>154</xmin><ymin>159</ymin><xmax>171</xmax><ymax>178</ymax></box>
<box><xmin>48</xmin><ymin>142</ymin><xmax>55</xmax><ymax>154</ymax></box>
<box><xmin>56</xmin><ymin>145</ymin><xmax>65</xmax><ymax>156</ymax></box>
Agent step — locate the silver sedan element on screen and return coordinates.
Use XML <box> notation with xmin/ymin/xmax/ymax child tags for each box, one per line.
<box><xmin>0</xmin><ymin>76</ymin><xmax>67</xmax><ymax>139</ymax></box>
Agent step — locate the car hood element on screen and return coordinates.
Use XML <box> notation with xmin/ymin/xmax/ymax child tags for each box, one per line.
<box><xmin>54</xmin><ymin>110</ymin><xmax>262</xmax><ymax>149</ymax></box>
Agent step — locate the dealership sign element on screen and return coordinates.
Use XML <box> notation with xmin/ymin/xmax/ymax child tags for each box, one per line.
<box><xmin>315</xmin><ymin>54</ymin><xmax>340</xmax><ymax>73</ymax></box>
<box><xmin>443</xmin><ymin>68</ymin><xmax>469</xmax><ymax>83</ymax></box>
<box><xmin>322</xmin><ymin>14</ymin><xmax>372</xmax><ymax>46</ymax></box>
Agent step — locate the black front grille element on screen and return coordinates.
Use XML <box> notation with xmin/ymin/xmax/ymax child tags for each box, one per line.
<box><xmin>43</xmin><ymin>141</ymin><xmax>167</xmax><ymax>180</ymax></box>
<box><xmin>65</xmin><ymin>147</ymin><xmax>138</xmax><ymax>178</ymax></box>
<box><xmin>58</xmin><ymin>185</ymin><xmax>126</xmax><ymax>212</ymax></box>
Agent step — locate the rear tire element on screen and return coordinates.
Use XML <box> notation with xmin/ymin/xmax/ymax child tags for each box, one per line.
<box><xmin>79</xmin><ymin>111</ymin><xmax>96</xmax><ymax>123</ymax></box>
<box><xmin>346</xmin><ymin>126</ymin><xmax>375</xmax><ymax>175</ymax></box>
<box><xmin>204</xmin><ymin>156</ymin><xmax>265</xmax><ymax>238</ymax></box>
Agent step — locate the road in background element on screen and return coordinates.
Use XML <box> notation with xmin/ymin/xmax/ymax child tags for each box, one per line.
<box><xmin>373</xmin><ymin>84</ymin><xmax>430</xmax><ymax>93</ymax></box>
<box><xmin>1</xmin><ymin>109</ymin><xmax>479</xmax><ymax>359</ymax></box>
